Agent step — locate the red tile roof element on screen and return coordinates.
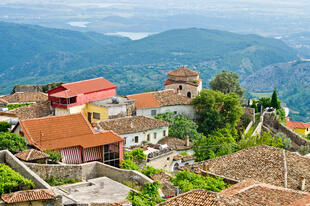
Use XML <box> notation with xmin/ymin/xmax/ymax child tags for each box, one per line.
<box><xmin>3</xmin><ymin>92</ymin><xmax>48</xmax><ymax>103</ymax></box>
<box><xmin>50</xmin><ymin>77</ymin><xmax>117</xmax><ymax>97</ymax></box>
<box><xmin>286</xmin><ymin>120</ymin><xmax>310</xmax><ymax>130</ymax></box>
<box><xmin>19</xmin><ymin>113</ymin><xmax>123</xmax><ymax>150</ymax></box>
<box><xmin>128</xmin><ymin>90</ymin><xmax>191</xmax><ymax>109</ymax></box>
<box><xmin>1</xmin><ymin>189</ymin><xmax>56</xmax><ymax>203</ymax></box>
<box><xmin>168</xmin><ymin>68</ymin><xmax>199</xmax><ymax>77</ymax></box>
<box><xmin>15</xmin><ymin>149</ymin><xmax>49</xmax><ymax>161</ymax></box>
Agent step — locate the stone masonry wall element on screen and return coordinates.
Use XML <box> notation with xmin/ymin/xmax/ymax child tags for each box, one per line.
<box><xmin>243</xmin><ymin>107</ymin><xmax>255</xmax><ymax>123</ymax></box>
<box><xmin>263</xmin><ymin>112</ymin><xmax>310</xmax><ymax>149</ymax></box>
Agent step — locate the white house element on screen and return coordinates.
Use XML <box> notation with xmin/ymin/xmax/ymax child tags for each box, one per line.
<box><xmin>97</xmin><ymin>116</ymin><xmax>170</xmax><ymax>147</ymax></box>
<box><xmin>127</xmin><ymin>89</ymin><xmax>196</xmax><ymax>119</ymax></box>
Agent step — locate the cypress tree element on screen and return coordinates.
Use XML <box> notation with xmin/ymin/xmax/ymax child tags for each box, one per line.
<box><xmin>271</xmin><ymin>88</ymin><xmax>280</xmax><ymax>109</ymax></box>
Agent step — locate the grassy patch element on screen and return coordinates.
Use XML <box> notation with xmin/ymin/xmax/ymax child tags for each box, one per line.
<box><xmin>7</xmin><ymin>103</ymin><xmax>34</xmax><ymax>110</ymax></box>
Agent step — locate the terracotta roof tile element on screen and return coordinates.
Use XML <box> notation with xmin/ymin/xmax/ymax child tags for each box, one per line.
<box><xmin>1</xmin><ymin>189</ymin><xmax>56</xmax><ymax>203</ymax></box>
<box><xmin>286</xmin><ymin>120</ymin><xmax>310</xmax><ymax>130</ymax></box>
<box><xmin>181</xmin><ymin>145</ymin><xmax>310</xmax><ymax>192</ymax></box>
<box><xmin>50</xmin><ymin>77</ymin><xmax>117</xmax><ymax>97</ymax></box>
<box><xmin>3</xmin><ymin>92</ymin><xmax>48</xmax><ymax>103</ymax></box>
<box><xmin>220</xmin><ymin>179</ymin><xmax>309</xmax><ymax>206</ymax></box>
<box><xmin>15</xmin><ymin>149</ymin><xmax>49</xmax><ymax>161</ymax></box>
<box><xmin>128</xmin><ymin>90</ymin><xmax>191</xmax><ymax>109</ymax></box>
<box><xmin>50</xmin><ymin>89</ymin><xmax>77</xmax><ymax>98</ymax></box>
<box><xmin>7</xmin><ymin>101</ymin><xmax>53</xmax><ymax>120</ymax></box>
<box><xmin>158</xmin><ymin>137</ymin><xmax>193</xmax><ymax>150</ymax></box>
<box><xmin>19</xmin><ymin>113</ymin><xmax>123</xmax><ymax>150</ymax></box>
<box><xmin>98</xmin><ymin>116</ymin><xmax>170</xmax><ymax>135</ymax></box>
<box><xmin>168</xmin><ymin>68</ymin><xmax>199</xmax><ymax>77</ymax></box>
<box><xmin>289</xmin><ymin>194</ymin><xmax>310</xmax><ymax>206</ymax></box>
<box><xmin>0</xmin><ymin>98</ymin><xmax>9</xmax><ymax>105</ymax></box>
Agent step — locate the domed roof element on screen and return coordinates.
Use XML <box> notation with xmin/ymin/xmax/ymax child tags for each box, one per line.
<box><xmin>168</xmin><ymin>67</ymin><xmax>199</xmax><ymax>77</ymax></box>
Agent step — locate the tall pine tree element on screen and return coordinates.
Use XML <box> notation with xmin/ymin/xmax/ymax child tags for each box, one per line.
<box><xmin>271</xmin><ymin>88</ymin><xmax>280</xmax><ymax>109</ymax></box>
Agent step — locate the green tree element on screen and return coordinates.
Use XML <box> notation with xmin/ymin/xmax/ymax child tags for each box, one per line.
<box><xmin>0</xmin><ymin>132</ymin><xmax>27</xmax><ymax>152</ymax></box>
<box><xmin>155</xmin><ymin>113</ymin><xmax>201</xmax><ymax>141</ymax></box>
<box><xmin>192</xmin><ymin>89</ymin><xmax>243</xmax><ymax>135</ymax></box>
<box><xmin>45</xmin><ymin>150</ymin><xmax>62</xmax><ymax>163</ymax></box>
<box><xmin>209</xmin><ymin>70</ymin><xmax>245</xmax><ymax>97</ymax></box>
<box><xmin>193</xmin><ymin>128</ymin><xmax>238</xmax><ymax>161</ymax></box>
<box><xmin>271</xmin><ymin>88</ymin><xmax>281</xmax><ymax>109</ymax></box>
<box><xmin>171</xmin><ymin>170</ymin><xmax>228</xmax><ymax>193</ymax></box>
<box><xmin>120</xmin><ymin>148</ymin><xmax>146</xmax><ymax>170</ymax></box>
<box><xmin>258</xmin><ymin>97</ymin><xmax>272</xmax><ymax>110</ymax></box>
<box><xmin>127</xmin><ymin>181</ymin><xmax>163</xmax><ymax>206</ymax></box>
<box><xmin>238</xmin><ymin>132</ymin><xmax>284</xmax><ymax>150</ymax></box>
<box><xmin>0</xmin><ymin>122</ymin><xmax>11</xmax><ymax>132</ymax></box>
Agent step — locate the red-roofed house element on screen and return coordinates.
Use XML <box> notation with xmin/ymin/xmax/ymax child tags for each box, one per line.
<box><xmin>286</xmin><ymin>117</ymin><xmax>310</xmax><ymax>136</ymax></box>
<box><xmin>13</xmin><ymin>113</ymin><xmax>124</xmax><ymax>167</ymax></box>
<box><xmin>48</xmin><ymin>77</ymin><xmax>117</xmax><ymax>116</ymax></box>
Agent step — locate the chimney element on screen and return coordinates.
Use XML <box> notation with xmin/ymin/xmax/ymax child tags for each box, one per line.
<box><xmin>185</xmin><ymin>135</ymin><xmax>190</xmax><ymax>147</ymax></box>
<box><xmin>301</xmin><ymin>179</ymin><xmax>306</xmax><ymax>191</ymax></box>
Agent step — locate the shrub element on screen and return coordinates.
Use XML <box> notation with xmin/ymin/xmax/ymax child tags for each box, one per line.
<box><xmin>45</xmin><ymin>175</ymin><xmax>80</xmax><ymax>186</ymax></box>
<box><xmin>180</xmin><ymin>151</ymin><xmax>188</xmax><ymax>156</ymax></box>
<box><xmin>45</xmin><ymin>150</ymin><xmax>62</xmax><ymax>163</ymax></box>
<box><xmin>0</xmin><ymin>132</ymin><xmax>27</xmax><ymax>152</ymax></box>
<box><xmin>7</xmin><ymin>103</ymin><xmax>33</xmax><ymax>110</ymax></box>
<box><xmin>298</xmin><ymin>145</ymin><xmax>310</xmax><ymax>155</ymax></box>
<box><xmin>120</xmin><ymin>159</ymin><xmax>140</xmax><ymax>170</ymax></box>
<box><xmin>0</xmin><ymin>164</ymin><xmax>34</xmax><ymax>194</ymax></box>
<box><xmin>142</xmin><ymin>166</ymin><xmax>163</xmax><ymax>178</ymax></box>
<box><xmin>0</xmin><ymin>122</ymin><xmax>11</xmax><ymax>132</ymax></box>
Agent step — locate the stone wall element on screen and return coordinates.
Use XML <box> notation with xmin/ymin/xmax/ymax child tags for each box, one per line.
<box><xmin>13</xmin><ymin>85</ymin><xmax>43</xmax><ymax>93</ymax></box>
<box><xmin>243</xmin><ymin>107</ymin><xmax>255</xmax><ymax>123</ymax></box>
<box><xmin>263</xmin><ymin>112</ymin><xmax>310</xmax><ymax>149</ymax></box>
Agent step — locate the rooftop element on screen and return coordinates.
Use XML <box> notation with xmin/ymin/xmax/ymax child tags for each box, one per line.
<box><xmin>19</xmin><ymin>113</ymin><xmax>123</xmax><ymax>150</ymax></box>
<box><xmin>219</xmin><ymin>179</ymin><xmax>309</xmax><ymax>206</ymax></box>
<box><xmin>2</xmin><ymin>92</ymin><xmax>48</xmax><ymax>103</ymax></box>
<box><xmin>15</xmin><ymin>149</ymin><xmax>49</xmax><ymax>162</ymax></box>
<box><xmin>88</xmin><ymin>96</ymin><xmax>134</xmax><ymax>108</ymax></box>
<box><xmin>181</xmin><ymin>145</ymin><xmax>310</xmax><ymax>192</ymax></box>
<box><xmin>1</xmin><ymin>189</ymin><xmax>56</xmax><ymax>203</ymax></box>
<box><xmin>49</xmin><ymin>77</ymin><xmax>117</xmax><ymax>98</ymax></box>
<box><xmin>0</xmin><ymin>98</ymin><xmax>9</xmax><ymax>105</ymax></box>
<box><xmin>286</xmin><ymin>118</ymin><xmax>310</xmax><ymax>130</ymax></box>
<box><xmin>168</xmin><ymin>67</ymin><xmax>200</xmax><ymax>77</ymax></box>
<box><xmin>158</xmin><ymin>137</ymin><xmax>193</xmax><ymax>151</ymax></box>
<box><xmin>127</xmin><ymin>89</ymin><xmax>191</xmax><ymax>109</ymax></box>
<box><xmin>98</xmin><ymin>116</ymin><xmax>170</xmax><ymax>135</ymax></box>
<box><xmin>6</xmin><ymin>101</ymin><xmax>53</xmax><ymax>120</ymax></box>
<box><xmin>164</xmin><ymin>78</ymin><xmax>202</xmax><ymax>87</ymax></box>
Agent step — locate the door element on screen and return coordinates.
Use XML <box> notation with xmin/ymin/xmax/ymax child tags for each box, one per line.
<box><xmin>88</xmin><ymin>112</ymin><xmax>92</xmax><ymax>123</ymax></box>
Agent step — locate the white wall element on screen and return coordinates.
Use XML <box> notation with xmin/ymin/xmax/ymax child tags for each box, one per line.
<box><xmin>55</xmin><ymin>105</ymin><xmax>85</xmax><ymax>116</ymax></box>
<box><xmin>108</xmin><ymin>105</ymin><xmax>127</xmax><ymax>117</ymax></box>
<box><xmin>121</xmin><ymin>126</ymin><xmax>169</xmax><ymax>147</ymax></box>
<box><xmin>136</xmin><ymin>105</ymin><xmax>196</xmax><ymax>119</ymax></box>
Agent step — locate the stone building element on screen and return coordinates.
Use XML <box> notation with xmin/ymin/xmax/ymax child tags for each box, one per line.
<box><xmin>164</xmin><ymin>67</ymin><xmax>202</xmax><ymax>98</ymax></box>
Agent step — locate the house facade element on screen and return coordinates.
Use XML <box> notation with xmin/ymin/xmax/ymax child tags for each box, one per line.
<box><xmin>13</xmin><ymin>113</ymin><xmax>124</xmax><ymax>167</ymax></box>
<box><xmin>98</xmin><ymin>116</ymin><xmax>170</xmax><ymax>147</ymax></box>
<box><xmin>164</xmin><ymin>67</ymin><xmax>202</xmax><ymax>98</ymax></box>
<box><xmin>127</xmin><ymin>89</ymin><xmax>196</xmax><ymax>119</ymax></box>
<box><xmin>48</xmin><ymin>77</ymin><xmax>117</xmax><ymax>116</ymax></box>
<box><xmin>286</xmin><ymin>117</ymin><xmax>310</xmax><ymax>136</ymax></box>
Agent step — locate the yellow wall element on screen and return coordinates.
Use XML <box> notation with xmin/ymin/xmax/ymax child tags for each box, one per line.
<box><xmin>294</xmin><ymin>128</ymin><xmax>310</xmax><ymax>136</ymax></box>
<box><xmin>83</xmin><ymin>104</ymin><xmax>108</xmax><ymax>123</ymax></box>
<box><xmin>14</xmin><ymin>200</ymin><xmax>52</xmax><ymax>206</ymax></box>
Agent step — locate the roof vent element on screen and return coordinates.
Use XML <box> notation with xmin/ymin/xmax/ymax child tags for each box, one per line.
<box><xmin>112</xmin><ymin>96</ymin><xmax>120</xmax><ymax>104</ymax></box>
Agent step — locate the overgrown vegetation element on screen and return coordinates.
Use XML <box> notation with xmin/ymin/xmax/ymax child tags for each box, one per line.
<box><xmin>44</xmin><ymin>150</ymin><xmax>62</xmax><ymax>163</ymax></box>
<box><xmin>0</xmin><ymin>163</ymin><xmax>34</xmax><ymax>194</ymax></box>
<box><xmin>0</xmin><ymin>132</ymin><xmax>27</xmax><ymax>152</ymax></box>
<box><xmin>45</xmin><ymin>175</ymin><xmax>81</xmax><ymax>186</ymax></box>
<box><xmin>7</xmin><ymin>103</ymin><xmax>33</xmax><ymax>110</ymax></box>
<box><xmin>127</xmin><ymin>181</ymin><xmax>163</xmax><ymax>206</ymax></box>
<box><xmin>170</xmin><ymin>170</ymin><xmax>229</xmax><ymax>193</ymax></box>
<box><xmin>0</xmin><ymin>121</ymin><xmax>11</xmax><ymax>132</ymax></box>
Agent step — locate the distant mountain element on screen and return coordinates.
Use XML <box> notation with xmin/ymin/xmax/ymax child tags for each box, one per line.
<box><xmin>280</xmin><ymin>32</ymin><xmax>310</xmax><ymax>59</ymax></box>
<box><xmin>241</xmin><ymin>61</ymin><xmax>310</xmax><ymax>122</ymax></box>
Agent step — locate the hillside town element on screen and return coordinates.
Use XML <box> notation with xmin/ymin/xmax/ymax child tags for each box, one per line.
<box><xmin>1</xmin><ymin>67</ymin><xmax>310</xmax><ymax>206</ymax></box>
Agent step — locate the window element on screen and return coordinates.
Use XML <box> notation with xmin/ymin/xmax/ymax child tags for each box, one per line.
<box><xmin>179</xmin><ymin>85</ymin><xmax>183</xmax><ymax>90</ymax></box>
<box><xmin>123</xmin><ymin>137</ymin><xmax>127</xmax><ymax>145</ymax></box>
<box><xmin>174</xmin><ymin>111</ymin><xmax>177</xmax><ymax>115</ymax></box>
<box><xmin>187</xmin><ymin>92</ymin><xmax>191</xmax><ymax>98</ymax></box>
<box><xmin>147</xmin><ymin>134</ymin><xmax>150</xmax><ymax>141</ymax></box>
<box><xmin>151</xmin><ymin>110</ymin><xmax>157</xmax><ymax>116</ymax></box>
<box><xmin>154</xmin><ymin>132</ymin><xmax>157</xmax><ymax>139</ymax></box>
<box><xmin>135</xmin><ymin>136</ymin><xmax>139</xmax><ymax>143</ymax></box>
<box><xmin>104</xmin><ymin>142</ymin><xmax>120</xmax><ymax>167</ymax></box>
<box><xmin>163</xmin><ymin>130</ymin><xmax>166</xmax><ymax>136</ymax></box>
<box><xmin>93</xmin><ymin>112</ymin><xmax>100</xmax><ymax>120</ymax></box>
<box><xmin>167</xmin><ymin>157</ymin><xmax>170</xmax><ymax>161</ymax></box>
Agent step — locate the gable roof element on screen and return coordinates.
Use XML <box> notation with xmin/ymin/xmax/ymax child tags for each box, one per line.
<box><xmin>3</xmin><ymin>92</ymin><xmax>48</xmax><ymax>103</ymax></box>
<box><xmin>49</xmin><ymin>77</ymin><xmax>117</xmax><ymax>97</ymax></box>
<box><xmin>127</xmin><ymin>90</ymin><xmax>191</xmax><ymax>109</ymax></box>
<box><xmin>220</xmin><ymin>179</ymin><xmax>309</xmax><ymax>206</ymax></box>
<box><xmin>158</xmin><ymin>137</ymin><xmax>193</xmax><ymax>151</ymax></box>
<box><xmin>1</xmin><ymin>189</ymin><xmax>56</xmax><ymax>203</ymax></box>
<box><xmin>286</xmin><ymin>120</ymin><xmax>310</xmax><ymax>130</ymax></box>
<box><xmin>168</xmin><ymin>68</ymin><xmax>199</xmax><ymax>77</ymax></box>
<box><xmin>98</xmin><ymin>116</ymin><xmax>170</xmax><ymax>135</ymax></box>
<box><xmin>181</xmin><ymin>145</ymin><xmax>310</xmax><ymax>192</ymax></box>
<box><xmin>19</xmin><ymin>113</ymin><xmax>123</xmax><ymax>150</ymax></box>
<box><xmin>15</xmin><ymin>149</ymin><xmax>49</xmax><ymax>161</ymax></box>
<box><xmin>6</xmin><ymin>101</ymin><xmax>53</xmax><ymax>120</ymax></box>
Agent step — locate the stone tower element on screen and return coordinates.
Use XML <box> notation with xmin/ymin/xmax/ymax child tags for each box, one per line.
<box><xmin>164</xmin><ymin>67</ymin><xmax>202</xmax><ymax>98</ymax></box>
